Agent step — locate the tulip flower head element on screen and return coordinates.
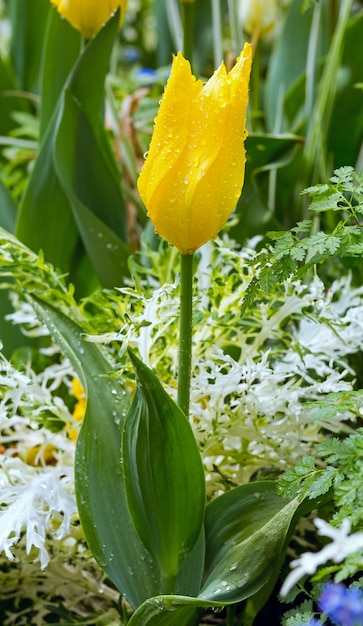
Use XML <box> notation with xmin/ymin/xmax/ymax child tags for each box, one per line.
<box><xmin>50</xmin><ymin>0</ymin><xmax>127</xmax><ymax>39</ymax></box>
<box><xmin>137</xmin><ymin>43</ymin><xmax>252</xmax><ymax>255</ymax></box>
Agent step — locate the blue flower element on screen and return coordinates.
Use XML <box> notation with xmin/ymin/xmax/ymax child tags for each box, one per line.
<box><xmin>134</xmin><ymin>67</ymin><xmax>158</xmax><ymax>86</ymax></box>
<box><xmin>318</xmin><ymin>582</ymin><xmax>363</xmax><ymax>625</ymax></box>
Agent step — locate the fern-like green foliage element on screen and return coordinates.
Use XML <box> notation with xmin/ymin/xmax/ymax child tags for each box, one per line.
<box><xmin>246</xmin><ymin>168</ymin><xmax>363</xmax><ymax>306</ymax></box>
<box><xmin>278</xmin><ymin>427</ymin><xmax>363</xmax><ymax>529</ymax></box>
<box><xmin>281</xmin><ymin>599</ymin><xmax>315</xmax><ymax>626</ymax></box>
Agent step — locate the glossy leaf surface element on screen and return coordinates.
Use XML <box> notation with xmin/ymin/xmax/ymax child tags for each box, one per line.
<box><xmin>200</xmin><ymin>482</ymin><xmax>300</xmax><ymax>602</ymax></box>
<box><xmin>28</xmin><ymin>297</ymin><xmax>164</xmax><ymax>609</ymax></box>
<box><xmin>126</xmin><ymin>483</ymin><xmax>303</xmax><ymax>625</ymax></box>
<box><xmin>123</xmin><ymin>351</ymin><xmax>206</xmax><ymax>589</ymax></box>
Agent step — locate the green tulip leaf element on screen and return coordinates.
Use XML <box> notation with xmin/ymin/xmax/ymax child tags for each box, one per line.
<box><xmin>39</xmin><ymin>7</ymin><xmax>81</xmax><ymax>140</ymax></box>
<box><xmin>16</xmin><ymin>112</ymin><xmax>80</xmax><ymax>275</ymax></box>
<box><xmin>27</xmin><ymin>297</ymin><xmax>166</xmax><ymax>609</ymax></box>
<box><xmin>123</xmin><ymin>350</ymin><xmax>206</xmax><ymax>589</ymax></box>
<box><xmin>53</xmin><ymin>88</ymin><xmax>130</xmax><ymax>287</ymax></box>
<box><xmin>16</xmin><ymin>11</ymin><xmax>129</xmax><ymax>289</ymax></box>
<box><xmin>8</xmin><ymin>0</ymin><xmax>50</xmax><ymax>92</ymax></box>
<box><xmin>127</xmin><ymin>596</ymin><xmax>203</xmax><ymax>626</ymax></box>
<box><xmin>199</xmin><ymin>481</ymin><xmax>300</xmax><ymax>603</ymax></box>
<box><xmin>127</xmin><ymin>482</ymin><xmax>304</xmax><ymax>625</ymax></box>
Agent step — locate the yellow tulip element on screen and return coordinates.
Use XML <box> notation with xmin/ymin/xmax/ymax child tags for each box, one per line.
<box><xmin>50</xmin><ymin>0</ymin><xmax>127</xmax><ymax>39</ymax></box>
<box><xmin>137</xmin><ymin>43</ymin><xmax>252</xmax><ymax>255</ymax></box>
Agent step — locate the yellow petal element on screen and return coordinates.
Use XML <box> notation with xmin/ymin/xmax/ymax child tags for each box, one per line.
<box><xmin>137</xmin><ymin>53</ymin><xmax>203</xmax><ymax>210</ymax></box>
<box><xmin>25</xmin><ymin>444</ymin><xmax>57</xmax><ymax>466</ymax></box>
<box><xmin>72</xmin><ymin>377</ymin><xmax>85</xmax><ymax>400</ymax></box>
<box><xmin>50</xmin><ymin>0</ymin><xmax>127</xmax><ymax>39</ymax></box>
<box><xmin>137</xmin><ymin>43</ymin><xmax>252</xmax><ymax>254</ymax></box>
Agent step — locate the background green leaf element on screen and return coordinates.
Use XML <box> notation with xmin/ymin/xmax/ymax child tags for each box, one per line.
<box><xmin>0</xmin><ymin>177</ymin><xmax>16</xmax><ymax>232</ymax></box>
<box><xmin>264</xmin><ymin>0</ymin><xmax>328</xmax><ymax>132</ymax></box>
<box><xmin>0</xmin><ymin>54</ymin><xmax>29</xmax><ymax>141</ymax></box>
<box><xmin>7</xmin><ymin>0</ymin><xmax>50</xmax><ymax>92</ymax></box>
<box><xmin>16</xmin><ymin>11</ymin><xmax>129</xmax><ymax>291</ymax></box>
<box><xmin>53</xmin><ymin>88</ymin><xmax>130</xmax><ymax>287</ymax></box>
<box><xmin>328</xmin><ymin>13</ymin><xmax>363</xmax><ymax>167</ymax></box>
<box><xmin>15</xmin><ymin>113</ymin><xmax>80</xmax><ymax>278</ymax></box>
<box><xmin>39</xmin><ymin>7</ymin><xmax>81</xmax><ymax>140</ymax></box>
<box><xmin>232</xmin><ymin>133</ymin><xmax>304</xmax><ymax>241</ymax></box>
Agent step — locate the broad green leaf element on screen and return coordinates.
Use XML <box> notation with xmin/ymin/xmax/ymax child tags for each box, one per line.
<box><xmin>127</xmin><ymin>482</ymin><xmax>301</xmax><ymax>626</ymax></box>
<box><xmin>28</xmin><ymin>297</ymin><xmax>165</xmax><ymax>609</ymax></box>
<box><xmin>52</xmin><ymin>10</ymin><xmax>130</xmax><ymax>286</ymax></box>
<box><xmin>39</xmin><ymin>7</ymin><xmax>81</xmax><ymax>140</ymax></box>
<box><xmin>53</xmin><ymin>88</ymin><xmax>130</xmax><ymax>286</ymax></box>
<box><xmin>199</xmin><ymin>482</ymin><xmax>300</xmax><ymax>603</ymax></box>
<box><xmin>125</xmin><ymin>478</ymin><xmax>301</xmax><ymax>626</ymax></box>
<box><xmin>15</xmin><ymin>112</ymin><xmax>80</xmax><ymax>275</ymax></box>
<box><xmin>63</xmin><ymin>10</ymin><xmax>125</xmax><ymax>184</ymax></box>
<box><xmin>174</xmin><ymin>530</ymin><xmax>205</xmax><ymax>598</ymax></box>
<box><xmin>7</xmin><ymin>0</ymin><xmax>50</xmax><ymax>92</ymax></box>
<box><xmin>123</xmin><ymin>351</ymin><xmax>205</xmax><ymax>589</ymax></box>
<box><xmin>16</xmin><ymin>11</ymin><xmax>128</xmax><ymax>289</ymax></box>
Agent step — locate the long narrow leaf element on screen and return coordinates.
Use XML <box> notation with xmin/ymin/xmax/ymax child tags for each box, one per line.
<box><xmin>39</xmin><ymin>7</ymin><xmax>81</xmax><ymax>140</ymax></box>
<box><xmin>16</xmin><ymin>113</ymin><xmax>80</xmax><ymax>274</ymax></box>
<box><xmin>8</xmin><ymin>0</ymin><xmax>50</xmax><ymax>91</ymax></box>
<box><xmin>53</xmin><ymin>88</ymin><xmax>130</xmax><ymax>286</ymax></box>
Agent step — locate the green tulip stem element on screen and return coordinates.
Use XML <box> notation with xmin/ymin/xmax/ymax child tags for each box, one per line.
<box><xmin>177</xmin><ymin>253</ymin><xmax>194</xmax><ymax>417</ymax></box>
<box><xmin>181</xmin><ymin>1</ymin><xmax>194</xmax><ymax>66</ymax></box>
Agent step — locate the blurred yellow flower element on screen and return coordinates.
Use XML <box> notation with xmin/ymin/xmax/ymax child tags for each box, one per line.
<box><xmin>50</xmin><ymin>0</ymin><xmax>127</xmax><ymax>39</ymax></box>
<box><xmin>137</xmin><ymin>43</ymin><xmax>252</xmax><ymax>255</ymax></box>
<box><xmin>239</xmin><ymin>0</ymin><xmax>279</xmax><ymax>37</ymax></box>
<box><xmin>69</xmin><ymin>378</ymin><xmax>86</xmax><ymax>441</ymax></box>
<box><xmin>25</xmin><ymin>443</ymin><xmax>57</xmax><ymax>466</ymax></box>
